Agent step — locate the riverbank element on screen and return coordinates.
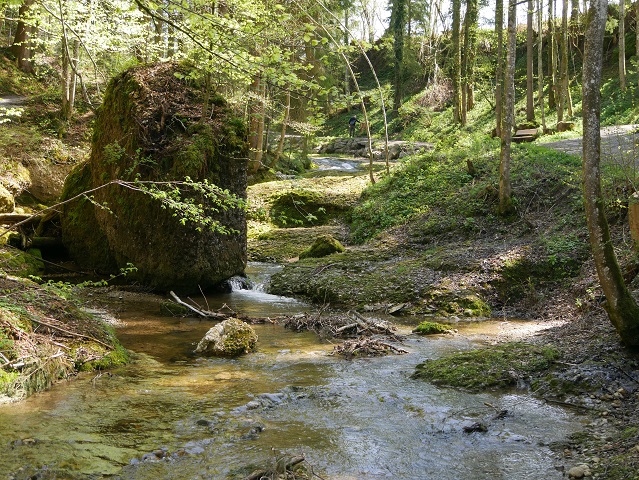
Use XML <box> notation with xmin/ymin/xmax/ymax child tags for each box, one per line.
<box><xmin>0</xmin><ymin>275</ymin><xmax>128</xmax><ymax>403</ymax></box>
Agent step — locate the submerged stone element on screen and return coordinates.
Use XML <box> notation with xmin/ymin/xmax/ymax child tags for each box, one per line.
<box><xmin>194</xmin><ymin>318</ymin><xmax>258</xmax><ymax>357</ymax></box>
<box><xmin>60</xmin><ymin>62</ymin><xmax>248</xmax><ymax>293</ymax></box>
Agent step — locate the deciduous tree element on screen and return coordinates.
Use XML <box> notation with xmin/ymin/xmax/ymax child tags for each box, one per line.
<box><xmin>582</xmin><ymin>0</ymin><xmax>639</xmax><ymax>347</ymax></box>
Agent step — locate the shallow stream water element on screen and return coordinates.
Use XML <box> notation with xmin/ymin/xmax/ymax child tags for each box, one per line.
<box><xmin>0</xmin><ymin>263</ymin><xmax>585</xmax><ymax>479</ymax></box>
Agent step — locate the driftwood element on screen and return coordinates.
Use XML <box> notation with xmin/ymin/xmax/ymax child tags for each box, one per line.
<box><xmin>169</xmin><ymin>291</ymin><xmax>227</xmax><ymax>319</ymax></box>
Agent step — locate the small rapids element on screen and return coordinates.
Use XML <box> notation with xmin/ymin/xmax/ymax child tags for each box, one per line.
<box><xmin>0</xmin><ymin>263</ymin><xmax>585</xmax><ymax>479</ymax></box>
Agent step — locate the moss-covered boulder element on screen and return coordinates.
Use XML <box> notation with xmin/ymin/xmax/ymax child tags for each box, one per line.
<box><xmin>0</xmin><ymin>248</ymin><xmax>44</xmax><ymax>278</ymax></box>
<box><xmin>412</xmin><ymin>321</ymin><xmax>452</xmax><ymax>335</ymax></box>
<box><xmin>299</xmin><ymin>234</ymin><xmax>345</xmax><ymax>259</ymax></box>
<box><xmin>194</xmin><ymin>318</ymin><xmax>258</xmax><ymax>357</ymax></box>
<box><xmin>0</xmin><ymin>184</ymin><xmax>14</xmax><ymax>213</ymax></box>
<box><xmin>60</xmin><ymin>63</ymin><xmax>248</xmax><ymax>293</ymax></box>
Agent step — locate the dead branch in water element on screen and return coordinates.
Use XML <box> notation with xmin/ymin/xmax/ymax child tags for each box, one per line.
<box><xmin>169</xmin><ymin>291</ymin><xmax>227</xmax><ymax>319</ymax></box>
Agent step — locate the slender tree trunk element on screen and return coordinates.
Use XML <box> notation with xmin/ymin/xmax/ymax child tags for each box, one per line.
<box><xmin>269</xmin><ymin>91</ymin><xmax>291</xmax><ymax>168</ymax></box>
<box><xmin>452</xmin><ymin>0</ymin><xmax>462</xmax><ymax>123</ymax></box>
<box><xmin>548</xmin><ymin>0</ymin><xmax>557</xmax><ymax>109</ymax></box>
<box><xmin>636</xmin><ymin>0</ymin><xmax>639</xmax><ymax>88</ymax></box>
<box><xmin>461</xmin><ymin>9</ymin><xmax>468</xmax><ymax>126</ymax></box>
<box><xmin>499</xmin><ymin>0</ymin><xmax>517</xmax><ymax>216</ymax></box>
<box><xmin>619</xmin><ymin>0</ymin><xmax>626</xmax><ymax>90</ymax></box>
<box><xmin>11</xmin><ymin>0</ymin><xmax>35</xmax><ymax>74</ymax></box>
<box><xmin>582</xmin><ymin>0</ymin><xmax>639</xmax><ymax>347</ymax></box>
<box><xmin>344</xmin><ymin>8</ymin><xmax>351</xmax><ymax>110</ymax></box>
<box><xmin>537</xmin><ymin>0</ymin><xmax>546</xmax><ymax>131</ymax></box>
<box><xmin>61</xmin><ymin>35</ymin><xmax>71</xmax><ymax>120</ymax></box>
<box><xmin>526</xmin><ymin>0</ymin><xmax>535</xmax><ymax>122</ymax></box>
<box><xmin>248</xmin><ymin>76</ymin><xmax>265</xmax><ymax>174</ymax></box>
<box><xmin>558</xmin><ymin>0</ymin><xmax>570</xmax><ymax>120</ymax></box>
<box><xmin>495</xmin><ymin>0</ymin><xmax>504</xmax><ymax>137</ymax></box>
<box><xmin>463</xmin><ymin>0</ymin><xmax>478</xmax><ymax>119</ymax></box>
<box><xmin>392</xmin><ymin>0</ymin><xmax>406</xmax><ymax>113</ymax></box>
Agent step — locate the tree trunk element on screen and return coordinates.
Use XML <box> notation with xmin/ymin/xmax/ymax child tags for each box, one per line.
<box><xmin>452</xmin><ymin>0</ymin><xmax>462</xmax><ymax>123</ymax></box>
<box><xmin>269</xmin><ymin>90</ymin><xmax>291</xmax><ymax>168</ymax></box>
<box><xmin>582</xmin><ymin>0</ymin><xmax>639</xmax><ymax>348</ymax></box>
<box><xmin>636</xmin><ymin>0</ymin><xmax>639</xmax><ymax>88</ymax></box>
<box><xmin>537</xmin><ymin>0</ymin><xmax>546</xmax><ymax>131</ymax></box>
<box><xmin>618</xmin><ymin>0</ymin><xmax>626</xmax><ymax>90</ymax></box>
<box><xmin>463</xmin><ymin>0</ymin><xmax>478</xmax><ymax>120</ymax></box>
<box><xmin>247</xmin><ymin>76</ymin><xmax>265</xmax><ymax>174</ymax></box>
<box><xmin>11</xmin><ymin>0</ymin><xmax>35</xmax><ymax>74</ymax></box>
<box><xmin>392</xmin><ymin>0</ymin><xmax>406</xmax><ymax>113</ymax></box>
<box><xmin>548</xmin><ymin>0</ymin><xmax>556</xmax><ymax>109</ymax></box>
<box><xmin>495</xmin><ymin>0</ymin><xmax>504</xmax><ymax>137</ymax></box>
<box><xmin>344</xmin><ymin>8</ymin><xmax>351</xmax><ymax>110</ymax></box>
<box><xmin>499</xmin><ymin>0</ymin><xmax>516</xmax><ymax>216</ymax></box>
<box><xmin>526</xmin><ymin>0</ymin><xmax>535</xmax><ymax>122</ymax></box>
<box><xmin>564</xmin><ymin>0</ymin><xmax>573</xmax><ymax>116</ymax></box>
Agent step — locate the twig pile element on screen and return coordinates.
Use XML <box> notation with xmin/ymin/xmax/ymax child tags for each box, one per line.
<box><xmin>282</xmin><ymin>310</ymin><xmax>396</xmax><ymax>339</ymax></box>
<box><xmin>331</xmin><ymin>338</ymin><xmax>408</xmax><ymax>359</ymax></box>
<box><xmin>281</xmin><ymin>309</ymin><xmax>408</xmax><ymax>358</ymax></box>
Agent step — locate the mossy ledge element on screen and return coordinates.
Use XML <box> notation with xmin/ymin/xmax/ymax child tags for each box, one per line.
<box><xmin>412</xmin><ymin>343</ymin><xmax>560</xmax><ymax>392</ymax></box>
<box><xmin>0</xmin><ymin>274</ymin><xmax>128</xmax><ymax>402</ymax></box>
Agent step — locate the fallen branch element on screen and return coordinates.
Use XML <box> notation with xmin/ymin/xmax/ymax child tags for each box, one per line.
<box><xmin>169</xmin><ymin>291</ymin><xmax>227</xmax><ymax>319</ymax></box>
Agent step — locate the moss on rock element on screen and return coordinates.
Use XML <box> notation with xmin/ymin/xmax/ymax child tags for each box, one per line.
<box><xmin>194</xmin><ymin>318</ymin><xmax>258</xmax><ymax>357</ymax></box>
<box><xmin>412</xmin><ymin>343</ymin><xmax>560</xmax><ymax>391</ymax></box>
<box><xmin>0</xmin><ymin>184</ymin><xmax>14</xmax><ymax>213</ymax></box>
<box><xmin>60</xmin><ymin>63</ymin><xmax>248</xmax><ymax>293</ymax></box>
<box><xmin>0</xmin><ymin>248</ymin><xmax>45</xmax><ymax>278</ymax></box>
<box><xmin>299</xmin><ymin>234</ymin><xmax>345</xmax><ymax>259</ymax></box>
<box><xmin>412</xmin><ymin>321</ymin><xmax>452</xmax><ymax>335</ymax></box>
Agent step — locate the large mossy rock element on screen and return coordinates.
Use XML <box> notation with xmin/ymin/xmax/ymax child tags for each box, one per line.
<box><xmin>194</xmin><ymin>318</ymin><xmax>258</xmax><ymax>357</ymax></box>
<box><xmin>60</xmin><ymin>63</ymin><xmax>248</xmax><ymax>292</ymax></box>
<box><xmin>299</xmin><ymin>234</ymin><xmax>345</xmax><ymax>259</ymax></box>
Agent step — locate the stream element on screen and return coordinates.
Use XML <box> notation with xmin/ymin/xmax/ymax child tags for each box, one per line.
<box><xmin>0</xmin><ymin>263</ymin><xmax>585</xmax><ymax>479</ymax></box>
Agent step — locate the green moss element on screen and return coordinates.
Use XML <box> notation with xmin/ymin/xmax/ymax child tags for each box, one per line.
<box><xmin>77</xmin><ymin>342</ymin><xmax>129</xmax><ymax>371</ymax></box>
<box><xmin>299</xmin><ymin>235</ymin><xmax>345</xmax><ymax>259</ymax></box>
<box><xmin>0</xmin><ymin>369</ymin><xmax>19</xmax><ymax>395</ymax></box>
<box><xmin>412</xmin><ymin>343</ymin><xmax>560</xmax><ymax>391</ymax></box>
<box><xmin>412</xmin><ymin>321</ymin><xmax>452</xmax><ymax>335</ymax></box>
<box><xmin>270</xmin><ymin>190</ymin><xmax>333</xmax><ymax>227</ymax></box>
<box><xmin>0</xmin><ymin>248</ymin><xmax>45</xmax><ymax>278</ymax></box>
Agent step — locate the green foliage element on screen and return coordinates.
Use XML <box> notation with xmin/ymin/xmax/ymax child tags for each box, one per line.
<box><xmin>412</xmin><ymin>321</ymin><xmax>452</xmax><ymax>335</ymax></box>
<box><xmin>412</xmin><ymin>343</ymin><xmax>560</xmax><ymax>391</ymax></box>
<box><xmin>137</xmin><ymin>177</ymin><xmax>247</xmax><ymax>234</ymax></box>
<box><xmin>270</xmin><ymin>189</ymin><xmax>331</xmax><ymax>227</ymax></box>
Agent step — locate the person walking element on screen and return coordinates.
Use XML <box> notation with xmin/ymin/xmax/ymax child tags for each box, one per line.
<box><xmin>348</xmin><ymin>115</ymin><xmax>359</xmax><ymax>137</ymax></box>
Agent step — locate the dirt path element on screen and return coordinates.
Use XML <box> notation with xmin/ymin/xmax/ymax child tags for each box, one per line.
<box><xmin>542</xmin><ymin>124</ymin><xmax>639</xmax><ymax>163</ymax></box>
<box><xmin>0</xmin><ymin>94</ymin><xmax>27</xmax><ymax>107</ymax></box>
